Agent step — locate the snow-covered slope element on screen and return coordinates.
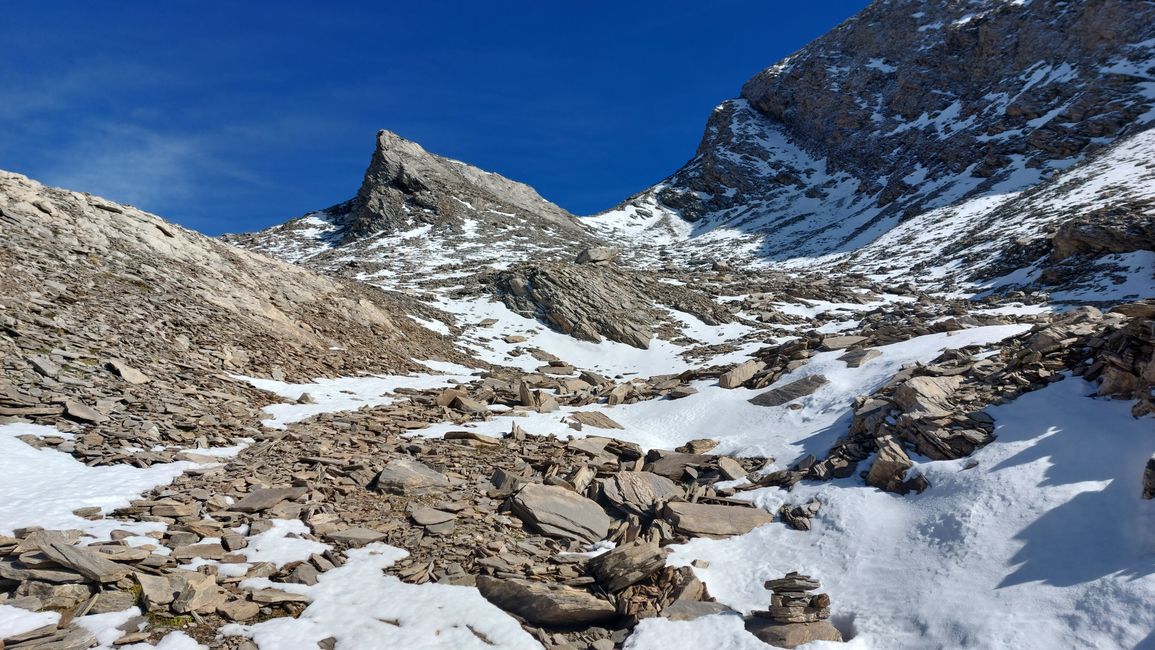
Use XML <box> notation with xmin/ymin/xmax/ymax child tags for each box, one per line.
<box><xmin>589</xmin><ymin>0</ymin><xmax>1155</xmax><ymax>280</ymax></box>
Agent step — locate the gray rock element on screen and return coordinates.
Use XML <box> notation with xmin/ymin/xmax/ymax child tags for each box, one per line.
<box><xmin>660</xmin><ymin>600</ymin><xmax>737</xmax><ymax>621</ymax></box>
<box><xmin>575</xmin><ymin>246</ymin><xmax>619</xmax><ymax>265</ymax></box>
<box><xmin>106</xmin><ymin>359</ymin><xmax>150</xmax><ymax>384</ymax></box>
<box><xmin>370</xmin><ymin>457</ymin><xmax>450</xmax><ymax>494</ymax></box>
<box><xmin>893</xmin><ymin>375</ymin><xmax>962</xmax><ymax>418</ymax></box>
<box><xmin>230</xmin><ymin>487</ymin><xmax>308</xmax><ymax>513</ymax></box>
<box><xmin>764</xmin><ymin>574</ymin><xmax>822</xmax><ymax>593</ymax></box>
<box><xmin>601</xmin><ymin>471</ymin><xmax>684</xmax><ymax>517</ymax></box>
<box><xmin>819</xmin><ymin>335</ymin><xmax>867</xmax><ymax>351</ymax></box>
<box><xmin>510</xmin><ymin>483</ymin><xmax>611</xmax><ymax>543</ymax></box>
<box><xmin>749</xmin><ymin>375</ymin><xmax>829</xmax><ymax>407</ymax></box>
<box><xmin>27</xmin><ymin>355</ymin><xmax>59</xmax><ymax>378</ymax></box>
<box><xmin>476</xmin><ymin>576</ymin><xmax>617</xmax><ymax>627</ymax></box>
<box><xmin>838</xmin><ymin>348</ymin><xmax>881</xmax><ymax>368</ymax></box>
<box><xmin>63</xmin><ymin>399</ymin><xmax>108</xmax><ymax>423</ymax></box>
<box><xmin>326</xmin><ymin>527</ymin><xmax>388</xmax><ymax>547</ymax></box>
<box><xmin>663</xmin><ymin>502</ymin><xmax>775</xmax><ymax>538</ymax></box>
<box><xmin>644</xmin><ymin>450</ymin><xmax>715</xmax><ymax>480</ymax></box>
<box><xmin>30</xmin><ymin>531</ymin><xmax>128</xmax><ymax>583</ymax></box>
<box><xmin>745</xmin><ymin>619</ymin><xmax>843</xmax><ymax>648</ymax></box>
<box><xmin>865</xmin><ymin>436</ymin><xmax>914</xmax><ymax>493</ymax></box>
<box><xmin>587</xmin><ymin>540</ymin><xmax>667</xmax><ymax>592</ymax></box>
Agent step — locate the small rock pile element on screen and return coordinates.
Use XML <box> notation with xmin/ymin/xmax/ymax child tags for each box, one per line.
<box><xmin>746</xmin><ymin>572</ymin><xmax>843</xmax><ymax>648</ymax></box>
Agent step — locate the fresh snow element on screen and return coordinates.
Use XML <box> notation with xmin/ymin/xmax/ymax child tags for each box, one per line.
<box><xmin>232</xmin><ymin>363</ymin><xmax>478</xmax><ymax>429</ymax></box>
<box><xmin>414</xmin><ymin>325</ymin><xmax>1031</xmax><ymax>460</ymax></box>
<box><xmin>0</xmin><ymin>422</ymin><xmax>197</xmax><ymax>538</ymax></box>
<box><xmin>223</xmin><ymin>543</ymin><xmax>540</xmax><ymax>649</ymax></box>
<box><xmin>655</xmin><ymin>377</ymin><xmax>1155</xmax><ymax>649</ymax></box>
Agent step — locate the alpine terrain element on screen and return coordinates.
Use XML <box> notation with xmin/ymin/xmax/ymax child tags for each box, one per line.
<box><xmin>3</xmin><ymin>1</ymin><xmax>1155</xmax><ymax>649</ymax></box>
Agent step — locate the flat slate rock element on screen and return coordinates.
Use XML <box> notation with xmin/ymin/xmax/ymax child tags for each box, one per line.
<box><xmin>30</xmin><ymin>531</ymin><xmax>128</xmax><ymax>583</ymax></box>
<box><xmin>410</xmin><ymin>507</ymin><xmax>456</xmax><ymax>526</ymax></box>
<box><xmin>838</xmin><ymin>348</ymin><xmax>882</xmax><ymax>368</ymax></box>
<box><xmin>230</xmin><ymin>487</ymin><xmax>308</xmax><ymax>513</ymax></box>
<box><xmin>587</xmin><ymin>540</ymin><xmax>666</xmax><ymax>592</ymax></box>
<box><xmin>644</xmin><ymin>450</ymin><xmax>715</xmax><ymax>480</ymax></box>
<box><xmin>601</xmin><ymin>472</ymin><xmax>684</xmax><ymax>517</ymax></box>
<box><xmin>325</xmin><ymin>527</ymin><xmax>388</xmax><ymax>547</ymax></box>
<box><xmin>663</xmin><ymin>502</ymin><xmax>775</xmax><ymax>539</ymax></box>
<box><xmin>749</xmin><ymin>375</ymin><xmax>830</xmax><ymax>407</ymax></box>
<box><xmin>63</xmin><ymin>399</ymin><xmax>108</xmax><ymax>423</ymax></box>
<box><xmin>106</xmin><ymin>358</ymin><xmax>151</xmax><ymax>384</ymax></box>
<box><xmin>370</xmin><ymin>457</ymin><xmax>450</xmax><ymax>494</ymax></box>
<box><xmin>745</xmin><ymin>619</ymin><xmax>843</xmax><ymax>648</ymax></box>
<box><xmin>476</xmin><ymin>576</ymin><xmax>617</xmax><ymax>627</ymax></box>
<box><xmin>568</xmin><ymin>411</ymin><xmax>624</xmax><ymax>430</ymax></box>
<box><xmin>819</xmin><ymin>335</ymin><xmax>868</xmax><ymax>351</ymax></box>
<box><xmin>510</xmin><ymin>483</ymin><xmax>611</xmax><ymax>543</ymax></box>
<box><xmin>661</xmin><ymin>599</ymin><xmax>737</xmax><ymax>621</ymax></box>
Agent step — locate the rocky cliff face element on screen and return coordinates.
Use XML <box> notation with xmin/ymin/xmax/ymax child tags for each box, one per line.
<box><xmin>346</xmin><ymin>130</ymin><xmax>584</xmax><ymax>241</ymax></box>
<box><xmin>225</xmin><ymin>130</ymin><xmax>602</xmax><ymax>281</ymax></box>
<box><xmin>591</xmin><ymin>0</ymin><xmax>1155</xmax><ymax>270</ymax></box>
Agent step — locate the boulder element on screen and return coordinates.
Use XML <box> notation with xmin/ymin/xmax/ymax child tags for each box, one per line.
<box><xmin>745</xmin><ymin>619</ymin><xmax>844</xmax><ymax>648</ymax></box>
<box><xmin>601</xmin><ymin>472</ymin><xmax>684</xmax><ymax>517</ymax></box>
<box><xmin>749</xmin><ymin>375</ymin><xmax>830</xmax><ymax>407</ymax></box>
<box><xmin>587</xmin><ymin>540</ymin><xmax>667</xmax><ymax>592</ymax></box>
<box><xmin>575</xmin><ymin>246</ymin><xmax>619</xmax><ymax>265</ymax></box>
<box><xmin>893</xmin><ymin>375</ymin><xmax>962</xmax><ymax>418</ymax></box>
<box><xmin>663</xmin><ymin>502</ymin><xmax>775</xmax><ymax>538</ymax></box>
<box><xmin>510</xmin><ymin>483</ymin><xmax>611</xmax><ymax>543</ymax></box>
<box><xmin>865</xmin><ymin>436</ymin><xmax>914</xmax><ymax>493</ymax></box>
<box><xmin>719</xmin><ymin>360</ymin><xmax>765</xmax><ymax>389</ymax></box>
<box><xmin>476</xmin><ymin>576</ymin><xmax>617</xmax><ymax>626</ymax></box>
<box><xmin>370</xmin><ymin>457</ymin><xmax>450</xmax><ymax>494</ymax></box>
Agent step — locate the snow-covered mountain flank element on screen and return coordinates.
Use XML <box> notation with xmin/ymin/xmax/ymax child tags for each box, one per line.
<box><xmin>2</xmin><ymin>1</ymin><xmax>1155</xmax><ymax>650</ymax></box>
<box><xmin>591</xmin><ymin>0</ymin><xmax>1155</xmax><ymax>281</ymax></box>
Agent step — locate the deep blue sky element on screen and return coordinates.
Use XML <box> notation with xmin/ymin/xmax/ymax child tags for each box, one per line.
<box><xmin>1</xmin><ymin>2</ymin><xmax>868</xmax><ymax>235</ymax></box>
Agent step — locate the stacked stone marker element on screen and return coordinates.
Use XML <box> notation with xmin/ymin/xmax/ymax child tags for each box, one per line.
<box><xmin>754</xmin><ymin>572</ymin><xmax>832</xmax><ymax>624</ymax></box>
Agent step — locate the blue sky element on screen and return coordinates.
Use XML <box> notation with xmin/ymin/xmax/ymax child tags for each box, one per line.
<box><xmin>1</xmin><ymin>2</ymin><xmax>868</xmax><ymax>234</ymax></box>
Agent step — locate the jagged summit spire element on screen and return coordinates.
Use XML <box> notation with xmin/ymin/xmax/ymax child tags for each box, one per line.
<box><xmin>341</xmin><ymin>129</ymin><xmax>583</xmax><ymax>242</ymax></box>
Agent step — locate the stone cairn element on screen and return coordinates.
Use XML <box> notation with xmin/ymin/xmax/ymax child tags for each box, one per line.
<box><xmin>756</xmin><ymin>572</ymin><xmax>832</xmax><ymax>623</ymax></box>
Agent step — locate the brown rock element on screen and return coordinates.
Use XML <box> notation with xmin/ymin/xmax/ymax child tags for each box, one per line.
<box><xmin>663</xmin><ymin>502</ymin><xmax>775</xmax><ymax>538</ymax></box>
<box><xmin>587</xmin><ymin>540</ymin><xmax>667</xmax><ymax>592</ymax></box>
<box><xmin>510</xmin><ymin>483</ymin><xmax>612</xmax><ymax>543</ymax></box>
<box><xmin>476</xmin><ymin>576</ymin><xmax>617</xmax><ymax>626</ymax></box>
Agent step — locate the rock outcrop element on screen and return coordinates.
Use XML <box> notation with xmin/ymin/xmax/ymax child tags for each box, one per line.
<box><xmin>489</xmin><ymin>261</ymin><xmax>733</xmax><ymax>348</ymax></box>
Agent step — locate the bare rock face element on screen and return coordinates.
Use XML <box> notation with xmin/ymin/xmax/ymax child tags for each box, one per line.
<box><xmin>490</xmin><ymin>261</ymin><xmax>732</xmax><ymax>349</ymax></box>
<box><xmin>345</xmin><ymin>130</ymin><xmax>586</xmax><ymax>241</ymax></box>
<box><xmin>631</xmin><ymin>0</ymin><xmax>1155</xmax><ymax>256</ymax></box>
<box><xmin>1050</xmin><ymin>202</ymin><xmax>1155</xmax><ymax>261</ymax></box>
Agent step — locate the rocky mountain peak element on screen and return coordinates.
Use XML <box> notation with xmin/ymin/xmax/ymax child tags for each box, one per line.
<box><xmin>342</xmin><ymin>128</ymin><xmax>583</xmax><ymax>242</ymax></box>
<box><xmin>592</xmin><ymin>0</ymin><xmax>1155</xmax><ymax>273</ymax></box>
